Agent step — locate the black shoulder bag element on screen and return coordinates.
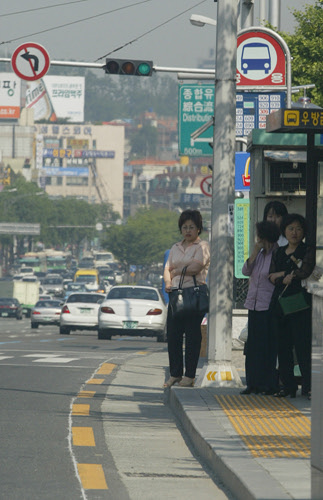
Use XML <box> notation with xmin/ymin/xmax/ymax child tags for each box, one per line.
<box><xmin>169</xmin><ymin>266</ymin><xmax>209</xmax><ymax>319</ymax></box>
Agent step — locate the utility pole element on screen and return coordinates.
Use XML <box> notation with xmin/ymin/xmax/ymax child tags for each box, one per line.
<box><xmin>240</xmin><ymin>0</ymin><xmax>254</xmax><ymax>30</ymax></box>
<box><xmin>196</xmin><ymin>0</ymin><xmax>241</xmax><ymax>387</ymax></box>
<box><xmin>269</xmin><ymin>0</ymin><xmax>281</xmax><ymax>29</ymax></box>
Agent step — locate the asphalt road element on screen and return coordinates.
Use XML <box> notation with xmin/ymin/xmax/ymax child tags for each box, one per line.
<box><xmin>0</xmin><ymin>318</ymin><xmax>236</xmax><ymax>500</ymax></box>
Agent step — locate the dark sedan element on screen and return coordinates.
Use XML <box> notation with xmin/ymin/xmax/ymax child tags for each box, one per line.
<box><xmin>0</xmin><ymin>298</ymin><xmax>23</xmax><ymax>319</ymax></box>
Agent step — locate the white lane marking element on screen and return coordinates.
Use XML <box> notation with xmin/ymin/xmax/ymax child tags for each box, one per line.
<box><xmin>24</xmin><ymin>354</ymin><xmax>61</xmax><ymax>357</ymax></box>
<box><xmin>0</xmin><ymin>356</ymin><xmax>14</xmax><ymax>360</ymax></box>
<box><xmin>33</xmin><ymin>357</ymin><xmax>79</xmax><ymax>363</ymax></box>
<box><xmin>23</xmin><ymin>354</ymin><xmax>79</xmax><ymax>363</ymax></box>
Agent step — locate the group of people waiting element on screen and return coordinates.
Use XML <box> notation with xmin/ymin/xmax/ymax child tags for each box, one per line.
<box><xmin>241</xmin><ymin>201</ymin><xmax>315</xmax><ymax>399</ymax></box>
<box><xmin>161</xmin><ymin>204</ymin><xmax>315</xmax><ymax>397</ymax></box>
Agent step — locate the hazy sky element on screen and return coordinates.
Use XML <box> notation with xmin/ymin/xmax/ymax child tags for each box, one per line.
<box><xmin>0</xmin><ymin>0</ymin><xmax>316</xmax><ymax>74</ymax></box>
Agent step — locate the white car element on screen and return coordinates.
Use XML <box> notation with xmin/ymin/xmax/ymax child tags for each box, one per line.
<box><xmin>97</xmin><ymin>286</ymin><xmax>167</xmax><ymax>342</ymax></box>
<box><xmin>59</xmin><ymin>292</ymin><xmax>104</xmax><ymax>335</ymax></box>
<box><xmin>31</xmin><ymin>299</ymin><xmax>62</xmax><ymax>329</ymax></box>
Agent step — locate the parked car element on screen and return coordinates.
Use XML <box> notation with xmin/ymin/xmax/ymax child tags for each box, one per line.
<box><xmin>0</xmin><ymin>298</ymin><xmax>23</xmax><ymax>319</ymax></box>
<box><xmin>59</xmin><ymin>292</ymin><xmax>104</xmax><ymax>335</ymax></box>
<box><xmin>97</xmin><ymin>286</ymin><xmax>167</xmax><ymax>342</ymax></box>
<box><xmin>31</xmin><ymin>299</ymin><xmax>63</xmax><ymax>329</ymax></box>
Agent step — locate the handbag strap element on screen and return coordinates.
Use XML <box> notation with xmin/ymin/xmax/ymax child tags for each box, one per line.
<box><xmin>278</xmin><ymin>270</ymin><xmax>294</xmax><ymax>299</ymax></box>
<box><xmin>192</xmin><ymin>275</ymin><xmax>199</xmax><ymax>289</ymax></box>
<box><xmin>178</xmin><ymin>266</ymin><xmax>187</xmax><ymax>290</ymax></box>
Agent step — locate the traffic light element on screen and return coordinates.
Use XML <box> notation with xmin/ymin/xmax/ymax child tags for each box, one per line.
<box><xmin>105</xmin><ymin>58</ymin><xmax>153</xmax><ymax>77</ymax></box>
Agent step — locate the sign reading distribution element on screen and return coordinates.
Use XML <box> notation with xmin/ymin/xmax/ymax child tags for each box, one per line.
<box><xmin>179</xmin><ymin>84</ymin><xmax>285</xmax><ymax>156</ymax></box>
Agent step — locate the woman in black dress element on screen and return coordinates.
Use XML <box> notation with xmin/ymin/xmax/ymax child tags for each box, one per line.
<box><xmin>269</xmin><ymin>214</ymin><xmax>315</xmax><ymax>398</ymax></box>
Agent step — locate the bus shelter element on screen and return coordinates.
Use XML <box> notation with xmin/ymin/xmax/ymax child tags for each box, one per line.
<box><xmin>266</xmin><ymin>108</ymin><xmax>323</xmax><ymax>498</ymax></box>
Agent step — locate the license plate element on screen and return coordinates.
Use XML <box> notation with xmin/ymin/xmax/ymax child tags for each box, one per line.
<box><xmin>80</xmin><ymin>308</ymin><xmax>92</xmax><ymax>314</ymax></box>
<box><xmin>123</xmin><ymin>321</ymin><xmax>138</xmax><ymax>329</ymax></box>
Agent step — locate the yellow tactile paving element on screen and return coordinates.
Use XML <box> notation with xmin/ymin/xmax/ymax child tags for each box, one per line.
<box><xmin>77</xmin><ymin>464</ymin><xmax>108</xmax><ymax>490</ymax></box>
<box><xmin>86</xmin><ymin>378</ymin><xmax>104</xmax><ymax>385</ymax></box>
<box><xmin>72</xmin><ymin>404</ymin><xmax>90</xmax><ymax>416</ymax></box>
<box><xmin>72</xmin><ymin>427</ymin><xmax>96</xmax><ymax>446</ymax></box>
<box><xmin>96</xmin><ymin>363</ymin><xmax>116</xmax><ymax>375</ymax></box>
<box><xmin>78</xmin><ymin>390</ymin><xmax>96</xmax><ymax>398</ymax></box>
<box><xmin>215</xmin><ymin>394</ymin><xmax>310</xmax><ymax>458</ymax></box>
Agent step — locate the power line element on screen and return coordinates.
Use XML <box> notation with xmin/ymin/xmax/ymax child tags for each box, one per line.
<box><xmin>1</xmin><ymin>0</ymin><xmax>90</xmax><ymax>17</ymax></box>
<box><xmin>95</xmin><ymin>0</ymin><xmax>208</xmax><ymax>61</ymax></box>
<box><xmin>0</xmin><ymin>0</ymin><xmax>153</xmax><ymax>46</ymax></box>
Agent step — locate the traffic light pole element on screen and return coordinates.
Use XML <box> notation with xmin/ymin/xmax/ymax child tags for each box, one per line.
<box><xmin>0</xmin><ymin>57</ymin><xmax>215</xmax><ymax>76</ymax></box>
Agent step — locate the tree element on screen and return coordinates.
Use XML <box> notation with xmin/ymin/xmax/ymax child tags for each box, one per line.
<box><xmin>102</xmin><ymin>208</ymin><xmax>179</xmax><ymax>269</ymax></box>
<box><xmin>276</xmin><ymin>1</ymin><xmax>323</xmax><ymax>107</ymax></box>
<box><xmin>0</xmin><ymin>177</ymin><xmax>118</xmax><ymax>258</ymax></box>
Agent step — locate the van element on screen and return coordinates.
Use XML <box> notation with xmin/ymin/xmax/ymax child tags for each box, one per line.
<box><xmin>74</xmin><ymin>269</ymin><xmax>100</xmax><ymax>291</ymax></box>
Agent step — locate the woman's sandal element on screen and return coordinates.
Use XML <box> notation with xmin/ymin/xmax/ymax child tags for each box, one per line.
<box><xmin>178</xmin><ymin>376</ymin><xmax>194</xmax><ymax>387</ymax></box>
<box><xmin>163</xmin><ymin>376</ymin><xmax>182</xmax><ymax>388</ymax></box>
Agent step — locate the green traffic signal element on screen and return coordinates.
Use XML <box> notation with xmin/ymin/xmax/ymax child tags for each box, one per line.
<box><xmin>137</xmin><ymin>62</ymin><xmax>151</xmax><ymax>76</ymax></box>
<box><xmin>105</xmin><ymin>58</ymin><xmax>153</xmax><ymax>77</ymax></box>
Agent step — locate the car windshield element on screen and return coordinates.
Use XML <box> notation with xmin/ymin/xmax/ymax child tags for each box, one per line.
<box><xmin>0</xmin><ymin>298</ymin><xmax>18</xmax><ymax>305</ymax></box>
<box><xmin>67</xmin><ymin>294</ymin><xmax>103</xmax><ymax>304</ymax></box>
<box><xmin>107</xmin><ymin>287</ymin><xmax>158</xmax><ymax>301</ymax></box>
<box><xmin>67</xmin><ymin>283</ymin><xmax>86</xmax><ymax>291</ymax></box>
<box><xmin>43</xmin><ymin>278</ymin><xmax>63</xmax><ymax>285</ymax></box>
<box><xmin>35</xmin><ymin>300</ymin><xmax>62</xmax><ymax>308</ymax></box>
<box><xmin>75</xmin><ymin>276</ymin><xmax>96</xmax><ymax>283</ymax></box>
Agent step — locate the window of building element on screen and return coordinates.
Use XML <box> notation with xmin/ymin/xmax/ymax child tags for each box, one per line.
<box><xmin>66</xmin><ymin>177</ymin><xmax>88</xmax><ymax>186</ymax></box>
<box><xmin>45</xmin><ymin>177</ymin><xmax>52</xmax><ymax>185</ymax></box>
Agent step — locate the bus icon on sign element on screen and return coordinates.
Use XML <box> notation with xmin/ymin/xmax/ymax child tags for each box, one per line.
<box><xmin>241</xmin><ymin>42</ymin><xmax>271</xmax><ymax>74</ymax></box>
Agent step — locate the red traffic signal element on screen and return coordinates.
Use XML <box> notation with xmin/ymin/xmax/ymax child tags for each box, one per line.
<box><xmin>105</xmin><ymin>58</ymin><xmax>153</xmax><ymax>77</ymax></box>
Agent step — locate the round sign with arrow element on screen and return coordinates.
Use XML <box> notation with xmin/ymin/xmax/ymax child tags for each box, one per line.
<box><xmin>200</xmin><ymin>175</ymin><xmax>212</xmax><ymax>197</ymax></box>
<box><xmin>11</xmin><ymin>42</ymin><xmax>50</xmax><ymax>81</ymax></box>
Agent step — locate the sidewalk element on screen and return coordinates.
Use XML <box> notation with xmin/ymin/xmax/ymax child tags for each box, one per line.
<box><xmin>165</xmin><ymin>313</ymin><xmax>312</xmax><ymax>500</ymax></box>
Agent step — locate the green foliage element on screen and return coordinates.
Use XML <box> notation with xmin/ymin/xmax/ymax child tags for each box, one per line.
<box><xmin>0</xmin><ymin>178</ymin><xmax>117</xmax><ymax>250</ymax></box>
<box><xmin>102</xmin><ymin>208</ymin><xmax>179</xmax><ymax>268</ymax></box>
<box><xmin>274</xmin><ymin>0</ymin><xmax>323</xmax><ymax>107</ymax></box>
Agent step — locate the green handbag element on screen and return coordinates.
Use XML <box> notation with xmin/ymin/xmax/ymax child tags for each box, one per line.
<box><xmin>278</xmin><ymin>288</ymin><xmax>310</xmax><ymax>316</ymax></box>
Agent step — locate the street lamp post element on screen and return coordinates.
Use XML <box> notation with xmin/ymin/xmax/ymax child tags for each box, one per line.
<box><xmin>192</xmin><ymin>1</ymin><xmax>242</xmax><ymax>387</ymax></box>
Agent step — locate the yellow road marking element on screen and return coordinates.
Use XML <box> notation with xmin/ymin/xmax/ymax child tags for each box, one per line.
<box><xmin>136</xmin><ymin>351</ymin><xmax>148</xmax><ymax>355</ymax></box>
<box><xmin>215</xmin><ymin>394</ymin><xmax>310</xmax><ymax>458</ymax></box>
<box><xmin>72</xmin><ymin>427</ymin><xmax>96</xmax><ymax>446</ymax></box>
<box><xmin>97</xmin><ymin>363</ymin><xmax>116</xmax><ymax>375</ymax></box>
<box><xmin>86</xmin><ymin>378</ymin><xmax>104</xmax><ymax>385</ymax></box>
<box><xmin>78</xmin><ymin>390</ymin><xmax>96</xmax><ymax>398</ymax></box>
<box><xmin>72</xmin><ymin>404</ymin><xmax>90</xmax><ymax>416</ymax></box>
<box><xmin>77</xmin><ymin>464</ymin><xmax>108</xmax><ymax>490</ymax></box>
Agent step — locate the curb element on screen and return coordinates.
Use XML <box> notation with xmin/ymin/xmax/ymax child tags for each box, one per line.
<box><xmin>166</xmin><ymin>386</ymin><xmax>292</xmax><ymax>500</ymax></box>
